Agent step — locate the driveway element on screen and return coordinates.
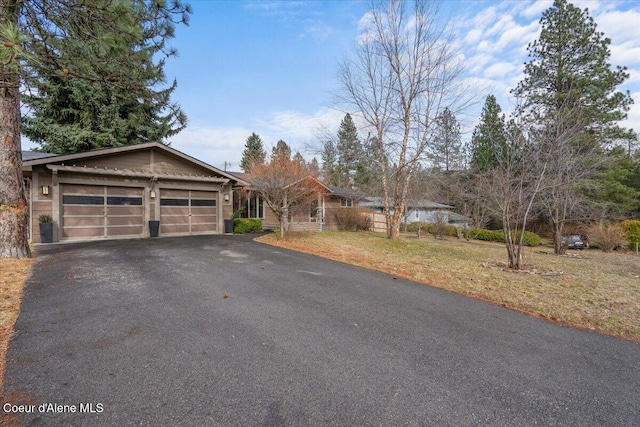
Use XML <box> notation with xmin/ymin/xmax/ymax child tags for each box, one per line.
<box><xmin>2</xmin><ymin>235</ymin><xmax>639</xmax><ymax>426</ymax></box>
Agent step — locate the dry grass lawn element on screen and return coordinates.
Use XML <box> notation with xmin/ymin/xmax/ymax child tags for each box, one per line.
<box><xmin>0</xmin><ymin>258</ymin><xmax>32</xmax><ymax>390</ymax></box>
<box><xmin>257</xmin><ymin>231</ymin><xmax>640</xmax><ymax>342</ymax></box>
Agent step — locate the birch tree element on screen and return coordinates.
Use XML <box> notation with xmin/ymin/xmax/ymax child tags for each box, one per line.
<box><xmin>337</xmin><ymin>0</ymin><xmax>466</xmax><ymax>238</ymax></box>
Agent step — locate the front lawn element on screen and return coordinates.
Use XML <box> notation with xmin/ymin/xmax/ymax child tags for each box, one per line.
<box><xmin>257</xmin><ymin>231</ymin><xmax>640</xmax><ymax>342</ymax></box>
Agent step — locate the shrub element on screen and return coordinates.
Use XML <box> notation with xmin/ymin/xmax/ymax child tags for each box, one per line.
<box><xmin>469</xmin><ymin>228</ymin><xmax>541</xmax><ymax>246</ymax></box>
<box><xmin>335</xmin><ymin>208</ymin><xmax>370</xmax><ymax>231</ymax></box>
<box><xmin>516</xmin><ymin>230</ymin><xmax>542</xmax><ymax>247</ymax></box>
<box><xmin>405</xmin><ymin>222</ymin><xmax>429</xmax><ymax>233</ymax></box>
<box><xmin>621</xmin><ymin>220</ymin><xmax>640</xmax><ymax>250</ymax></box>
<box><xmin>233</xmin><ymin>218</ymin><xmax>262</xmax><ymax>233</ymax></box>
<box><xmin>38</xmin><ymin>214</ymin><xmax>52</xmax><ymax>223</ymax></box>
<box><xmin>588</xmin><ymin>221</ymin><xmax>626</xmax><ymax>253</ymax></box>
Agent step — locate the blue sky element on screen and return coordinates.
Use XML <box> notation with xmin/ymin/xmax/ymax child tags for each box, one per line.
<box><xmin>24</xmin><ymin>1</ymin><xmax>640</xmax><ymax>170</ymax></box>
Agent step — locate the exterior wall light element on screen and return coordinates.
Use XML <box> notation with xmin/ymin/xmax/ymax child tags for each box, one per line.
<box><xmin>150</xmin><ymin>190</ymin><xmax>156</xmax><ymax>199</ymax></box>
<box><xmin>41</xmin><ymin>185</ymin><xmax>49</xmax><ymax>195</ymax></box>
<box><xmin>224</xmin><ymin>194</ymin><xmax>230</xmax><ymax>202</ymax></box>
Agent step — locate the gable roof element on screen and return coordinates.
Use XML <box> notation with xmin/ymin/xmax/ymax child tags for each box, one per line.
<box><xmin>22</xmin><ymin>142</ymin><xmax>249</xmax><ymax>186</ymax></box>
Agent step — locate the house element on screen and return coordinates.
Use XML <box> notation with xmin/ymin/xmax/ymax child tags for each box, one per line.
<box><xmin>361</xmin><ymin>197</ymin><xmax>471</xmax><ymax>228</ymax></box>
<box><xmin>22</xmin><ymin>142</ymin><xmax>247</xmax><ymax>243</ymax></box>
<box><xmin>230</xmin><ymin>174</ymin><xmax>367</xmax><ymax>232</ymax></box>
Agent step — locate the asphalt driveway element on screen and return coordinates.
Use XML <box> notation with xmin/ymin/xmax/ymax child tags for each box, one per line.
<box><xmin>2</xmin><ymin>234</ymin><xmax>639</xmax><ymax>426</ymax></box>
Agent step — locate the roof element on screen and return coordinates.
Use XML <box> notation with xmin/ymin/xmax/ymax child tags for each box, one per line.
<box><xmin>22</xmin><ymin>151</ymin><xmax>58</xmax><ymax>161</ymax></box>
<box><xmin>361</xmin><ymin>197</ymin><xmax>452</xmax><ymax>209</ymax></box>
<box><xmin>326</xmin><ymin>184</ymin><xmax>368</xmax><ymax>200</ymax></box>
<box><xmin>21</xmin><ymin>142</ymin><xmax>248</xmax><ymax>186</ymax></box>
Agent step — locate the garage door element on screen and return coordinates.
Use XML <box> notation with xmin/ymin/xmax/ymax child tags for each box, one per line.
<box><xmin>160</xmin><ymin>189</ymin><xmax>218</xmax><ymax>235</ymax></box>
<box><xmin>62</xmin><ymin>184</ymin><xmax>144</xmax><ymax>240</ymax></box>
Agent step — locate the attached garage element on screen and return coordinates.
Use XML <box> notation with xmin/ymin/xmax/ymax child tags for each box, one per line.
<box><xmin>160</xmin><ymin>189</ymin><xmax>218</xmax><ymax>235</ymax></box>
<box><xmin>62</xmin><ymin>184</ymin><xmax>144</xmax><ymax>240</ymax></box>
<box><xmin>22</xmin><ymin>142</ymin><xmax>247</xmax><ymax>243</ymax></box>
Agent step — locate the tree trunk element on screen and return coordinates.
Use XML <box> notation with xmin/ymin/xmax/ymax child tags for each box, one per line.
<box><xmin>0</xmin><ymin>84</ymin><xmax>31</xmax><ymax>258</ymax></box>
<box><xmin>553</xmin><ymin>222</ymin><xmax>566</xmax><ymax>255</ymax></box>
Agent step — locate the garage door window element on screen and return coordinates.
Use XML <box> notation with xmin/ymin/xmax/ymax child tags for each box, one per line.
<box><xmin>160</xmin><ymin>198</ymin><xmax>189</xmax><ymax>206</ymax></box>
<box><xmin>191</xmin><ymin>199</ymin><xmax>217</xmax><ymax>207</ymax></box>
<box><xmin>107</xmin><ymin>196</ymin><xmax>142</xmax><ymax>206</ymax></box>
<box><xmin>63</xmin><ymin>195</ymin><xmax>104</xmax><ymax>205</ymax></box>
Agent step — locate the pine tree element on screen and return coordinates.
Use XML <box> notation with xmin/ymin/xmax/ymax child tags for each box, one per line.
<box><xmin>321</xmin><ymin>140</ymin><xmax>339</xmax><ymax>186</ymax></box>
<box><xmin>513</xmin><ymin>0</ymin><xmax>633</xmax><ymax>150</ymax></box>
<box><xmin>429</xmin><ymin>107</ymin><xmax>464</xmax><ymax>171</ymax></box>
<box><xmin>470</xmin><ymin>95</ymin><xmax>507</xmax><ymax>172</ymax></box>
<box><xmin>336</xmin><ymin>113</ymin><xmax>362</xmax><ymax>188</ymax></box>
<box><xmin>512</xmin><ymin>0</ymin><xmax>634</xmax><ymax>254</ymax></box>
<box><xmin>240</xmin><ymin>132</ymin><xmax>266</xmax><ymax>172</ymax></box>
<box><xmin>272</xmin><ymin>139</ymin><xmax>291</xmax><ymax>160</ymax></box>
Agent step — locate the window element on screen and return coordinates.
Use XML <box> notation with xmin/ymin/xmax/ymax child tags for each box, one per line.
<box><xmin>107</xmin><ymin>196</ymin><xmax>143</xmax><ymax>206</ymax></box>
<box><xmin>191</xmin><ymin>199</ymin><xmax>216</xmax><ymax>207</ymax></box>
<box><xmin>340</xmin><ymin>198</ymin><xmax>353</xmax><ymax>208</ymax></box>
<box><xmin>160</xmin><ymin>198</ymin><xmax>189</xmax><ymax>206</ymax></box>
<box><xmin>63</xmin><ymin>195</ymin><xmax>104</xmax><ymax>205</ymax></box>
<box><xmin>247</xmin><ymin>195</ymin><xmax>264</xmax><ymax>218</ymax></box>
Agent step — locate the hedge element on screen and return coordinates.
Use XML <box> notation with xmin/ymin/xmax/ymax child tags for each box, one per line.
<box><xmin>233</xmin><ymin>218</ymin><xmax>262</xmax><ymax>233</ymax></box>
<box><xmin>469</xmin><ymin>228</ymin><xmax>541</xmax><ymax>246</ymax></box>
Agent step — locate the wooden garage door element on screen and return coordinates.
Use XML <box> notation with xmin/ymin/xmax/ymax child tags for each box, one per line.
<box><xmin>160</xmin><ymin>189</ymin><xmax>218</xmax><ymax>235</ymax></box>
<box><xmin>62</xmin><ymin>184</ymin><xmax>144</xmax><ymax>240</ymax></box>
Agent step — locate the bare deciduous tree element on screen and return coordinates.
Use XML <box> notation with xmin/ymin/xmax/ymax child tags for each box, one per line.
<box><xmin>336</xmin><ymin>0</ymin><xmax>467</xmax><ymax>239</ymax></box>
<box><xmin>248</xmin><ymin>155</ymin><xmax>322</xmax><ymax>239</ymax></box>
<box><xmin>487</xmin><ymin>119</ymin><xmax>548</xmax><ymax>270</ymax></box>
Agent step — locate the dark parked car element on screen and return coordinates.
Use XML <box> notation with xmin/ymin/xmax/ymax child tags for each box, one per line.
<box><xmin>562</xmin><ymin>234</ymin><xmax>585</xmax><ymax>249</ymax></box>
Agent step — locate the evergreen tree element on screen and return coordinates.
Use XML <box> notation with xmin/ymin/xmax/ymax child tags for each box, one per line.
<box><xmin>292</xmin><ymin>151</ymin><xmax>305</xmax><ymax>166</ymax></box>
<box><xmin>272</xmin><ymin>139</ymin><xmax>291</xmax><ymax>160</ymax></box>
<box><xmin>240</xmin><ymin>132</ymin><xmax>266</xmax><ymax>172</ymax></box>
<box><xmin>429</xmin><ymin>107</ymin><xmax>465</xmax><ymax>171</ymax></box>
<box><xmin>354</xmin><ymin>133</ymin><xmax>382</xmax><ymax>193</ymax></box>
<box><xmin>470</xmin><ymin>95</ymin><xmax>507</xmax><ymax>172</ymax></box>
<box><xmin>309</xmin><ymin>157</ymin><xmax>320</xmax><ymax>176</ymax></box>
<box><xmin>335</xmin><ymin>113</ymin><xmax>362</xmax><ymax>187</ymax></box>
<box><xmin>321</xmin><ymin>140</ymin><xmax>339</xmax><ymax>186</ymax></box>
<box><xmin>21</xmin><ymin>1</ymin><xmax>190</xmax><ymax>153</ymax></box>
<box><xmin>513</xmin><ymin>0</ymin><xmax>633</xmax><ymax>150</ymax></box>
<box><xmin>512</xmin><ymin>0</ymin><xmax>634</xmax><ymax>254</ymax></box>
<box><xmin>0</xmin><ymin>0</ymin><xmax>190</xmax><ymax>257</ymax></box>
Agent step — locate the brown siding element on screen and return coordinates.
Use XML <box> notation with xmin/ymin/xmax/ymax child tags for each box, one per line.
<box><xmin>76</xmin><ymin>151</ymin><xmax>152</xmax><ymax>171</ymax></box>
<box><xmin>31</xmin><ymin>200</ymin><xmax>53</xmax><ymax>243</ymax></box>
<box><xmin>153</xmin><ymin>151</ymin><xmax>212</xmax><ymax>176</ymax></box>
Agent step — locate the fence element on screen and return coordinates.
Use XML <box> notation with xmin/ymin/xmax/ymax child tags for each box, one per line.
<box><xmin>361</xmin><ymin>211</ymin><xmax>386</xmax><ymax>233</ymax></box>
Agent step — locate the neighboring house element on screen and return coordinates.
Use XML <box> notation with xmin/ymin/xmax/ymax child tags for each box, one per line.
<box><xmin>361</xmin><ymin>197</ymin><xmax>471</xmax><ymax>228</ymax></box>
<box><xmin>230</xmin><ymin>173</ymin><xmax>367</xmax><ymax>232</ymax></box>
<box><xmin>22</xmin><ymin>142</ymin><xmax>247</xmax><ymax>243</ymax></box>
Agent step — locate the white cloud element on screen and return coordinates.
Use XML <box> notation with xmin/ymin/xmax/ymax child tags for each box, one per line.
<box><xmin>168</xmin><ymin>125</ymin><xmax>250</xmax><ymax>171</ymax></box>
<box><xmin>464</xmin><ymin>28</ymin><xmax>483</xmax><ymax>45</ymax></box>
<box><xmin>168</xmin><ymin>107</ymin><xmax>348</xmax><ymax>169</ymax></box>
<box><xmin>597</xmin><ymin>9</ymin><xmax>640</xmax><ymax>43</ymax></box>
<box><xmin>522</xmin><ymin>1</ymin><xmax>553</xmax><ymax>19</ymax></box>
<box><xmin>483</xmin><ymin>61</ymin><xmax>518</xmax><ymax>79</ymax></box>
